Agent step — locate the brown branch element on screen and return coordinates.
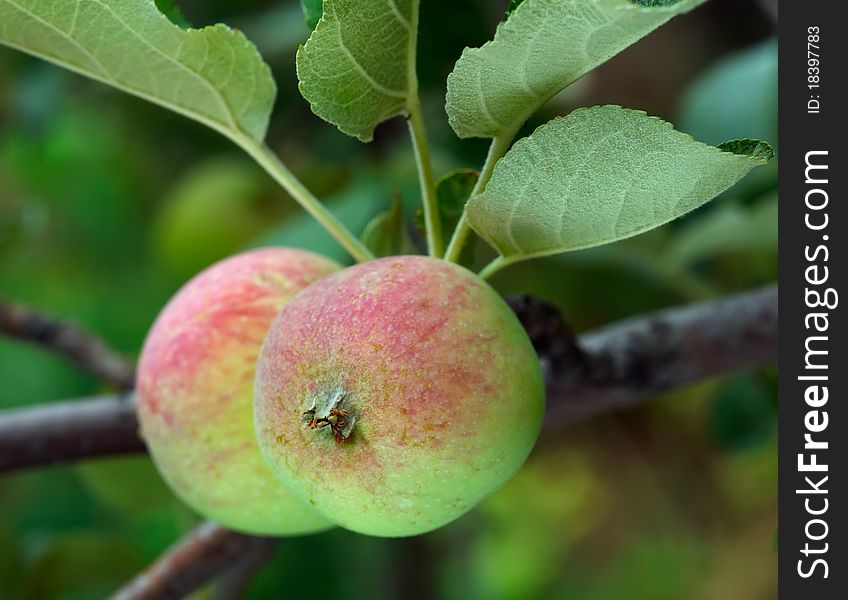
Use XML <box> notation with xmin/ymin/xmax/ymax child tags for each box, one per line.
<box><xmin>0</xmin><ymin>393</ymin><xmax>143</xmax><ymax>472</ymax></box>
<box><xmin>0</xmin><ymin>285</ymin><xmax>777</xmax><ymax>472</ymax></box>
<box><xmin>110</xmin><ymin>522</ymin><xmax>277</xmax><ymax>600</ymax></box>
<box><xmin>212</xmin><ymin>536</ymin><xmax>278</xmax><ymax>600</ymax></box>
<box><xmin>0</xmin><ymin>296</ymin><xmax>135</xmax><ymax>389</ymax></box>
<box><xmin>508</xmin><ymin>284</ymin><xmax>778</xmax><ymax>428</ymax></box>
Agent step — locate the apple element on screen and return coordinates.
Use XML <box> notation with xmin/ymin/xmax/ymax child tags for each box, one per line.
<box><xmin>254</xmin><ymin>255</ymin><xmax>545</xmax><ymax>536</ymax></box>
<box><xmin>137</xmin><ymin>248</ymin><xmax>339</xmax><ymax>534</ymax></box>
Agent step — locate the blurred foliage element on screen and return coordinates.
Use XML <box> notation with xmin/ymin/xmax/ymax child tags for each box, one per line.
<box><xmin>298</xmin><ymin>0</ymin><xmax>323</xmax><ymax>31</ymax></box>
<box><xmin>151</xmin><ymin>157</ymin><xmax>291</xmax><ymax>278</ymax></box>
<box><xmin>0</xmin><ymin>1</ymin><xmax>776</xmax><ymax>598</ymax></box>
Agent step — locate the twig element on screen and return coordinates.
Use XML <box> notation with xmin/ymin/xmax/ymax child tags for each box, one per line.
<box><xmin>212</xmin><ymin>535</ymin><xmax>278</xmax><ymax>600</ymax></box>
<box><xmin>508</xmin><ymin>284</ymin><xmax>778</xmax><ymax>428</ymax></box>
<box><xmin>0</xmin><ymin>393</ymin><xmax>143</xmax><ymax>472</ymax></box>
<box><xmin>214</xmin><ymin>538</ymin><xmax>277</xmax><ymax>600</ymax></box>
<box><xmin>111</xmin><ymin>522</ymin><xmax>277</xmax><ymax>600</ymax></box>
<box><xmin>0</xmin><ymin>296</ymin><xmax>135</xmax><ymax>389</ymax></box>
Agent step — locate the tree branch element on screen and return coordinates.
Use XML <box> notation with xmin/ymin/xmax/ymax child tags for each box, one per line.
<box><xmin>508</xmin><ymin>284</ymin><xmax>778</xmax><ymax>428</ymax></box>
<box><xmin>0</xmin><ymin>296</ymin><xmax>135</xmax><ymax>389</ymax></box>
<box><xmin>0</xmin><ymin>393</ymin><xmax>143</xmax><ymax>472</ymax></box>
<box><xmin>0</xmin><ymin>285</ymin><xmax>777</xmax><ymax>472</ymax></box>
<box><xmin>212</xmin><ymin>535</ymin><xmax>279</xmax><ymax>600</ymax></box>
<box><xmin>110</xmin><ymin>522</ymin><xmax>277</xmax><ymax>600</ymax></box>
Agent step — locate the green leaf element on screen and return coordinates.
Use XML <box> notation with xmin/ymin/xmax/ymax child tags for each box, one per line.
<box><xmin>446</xmin><ymin>0</ymin><xmax>706</xmax><ymax>140</ymax></box>
<box><xmin>418</xmin><ymin>169</ymin><xmax>481</xmax><ymax>268</ymax></box>
<box><xmin>300</xmin><ymin>0</ymin><xmax>324</xmax><ymax>31</ymax></box>
<box><xmin>418</xmin><ymin>168</ymin><xmax>479</xmax><ymax>235</ymax></box>
<box><xmin>362</xmin><ymin>194</ymin><xmax>416</xmax><ymax>257</ymax></box>
<box><xmin>296</xmin><ymin>0</ymin><xmax>418</xmax><ymax>142</ymax></box>
<box><xmin>0</xmin><ymin>0</ymin><xmax>276</xmax><ymax>143</ymax></box>
<box><xmin>467</xmin><ymin>105</ymin><xmax>773</xmax><ymax>263</ymax></box>
<box><xmin>436</xmin><ymin>168</ymin><xmax>479</xmax><ymax>222</ymax></box>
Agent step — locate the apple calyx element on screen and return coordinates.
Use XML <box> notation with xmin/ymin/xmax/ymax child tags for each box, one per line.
<box><xmin>302</xmin><ymin>387</ymin><xmax>357</xmax><ymax>444</ymax></box>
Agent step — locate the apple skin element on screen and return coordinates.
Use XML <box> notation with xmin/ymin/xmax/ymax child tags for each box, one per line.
<box><xmin>254</xmin><ymin>255</ymin><xmax>545</xmax><ymax>537</ymax></box>
<box><xmin>137</xmin><ymin>248</ymin><xmax>340</xmax><ymax>535</ymax></box>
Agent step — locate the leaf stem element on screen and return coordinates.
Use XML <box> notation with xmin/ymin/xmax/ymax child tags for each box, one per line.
<box><xmin>236</xmin><ymin>137</ymin><xmax>375</xmax><ymax>263</ymax></box>
<box><xmin>407</xmin><ymin>97</ymin><xmax>443</xmax><ymax>258</ymax></box>
<box><xmin>443</xmin><ymin>132</ymin><xmax>515</xmax><ymax>264</ymax></box>
<box><xmin>406</xmin><ymin>0</ymin><xmax>442</xmax><ymax>258</ymax></box>
<box><xmin>443</xmin><ymin>211</ymin><xmax>471</xmax><ymax>265</ymax></box>
<box><xmin>478</xmin><ymin>256</ymin><xmax>513</xmax><ymax>280</ymax></box>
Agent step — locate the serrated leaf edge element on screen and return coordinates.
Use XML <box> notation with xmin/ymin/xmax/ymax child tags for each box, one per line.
<box><xmin>466</xmin><ymin>105</ymin><xmax>774</xmax><ymax>263</ymax></box>
<box><xmin>0</xmin><ymin>0</ymin><xmax>275</xmax><ymax>143</ymax></box>
<box><xmin>445</xmin><ymin>0</ymin><xmax>705</xmax><ymax>140</ymax></box>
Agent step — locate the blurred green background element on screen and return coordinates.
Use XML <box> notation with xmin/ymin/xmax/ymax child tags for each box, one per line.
<box><xmin>0</xmin><ymin>1</ymin><xmax>777</xmax><ymax>598</ymax></box>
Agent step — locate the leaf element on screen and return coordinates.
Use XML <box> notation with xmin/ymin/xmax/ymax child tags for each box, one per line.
<box><xmin>296</xmin><ymin>0</ymin><xmax>417</xmax><ymax>142</ymax></box>
<box><xmin>446</xmin><ymin>0</ymin><xmax>706</xmax><ymax>140</ymax></box>
<box><xmin>300</xmin><ymin>0</ymin><xmax>324</xmax><ymax>31</ymax></box>
<box><xmin>435</xmin><ymin>169</ymin><xmax>480</xmax><ymax>267</ymax></box>
<box><xmin>0</xmin><ymin>0</ymin><xmax>276</xmax><ymax>143</ymax></box>
<box><xmin>362</xmin><ymin>194</ymin><xmax>416</xmax><ymax>257</ymax></box>
<box><xmin>417</xmin><ymin>168</ymin><xmax>479</xmax><ymax>235</ymax></box>
<box><xmin>437</xmin><ymin>168</ymin><xmax>479</xmax><ymax>221</ymax></box>
<box><xmin>415</xmin><ymin>168</ymin><xmax>479</xmax><ymax>265</ymax></box>
<box><xmin>467</xmin><ymin>105</ymin><xmax>773</xmax><ymax>262</ymax></box>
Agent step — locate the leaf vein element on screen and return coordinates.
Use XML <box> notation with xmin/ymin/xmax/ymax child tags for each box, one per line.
<box><xmin>331</xmin><ymin>3</ymin><xmax>405</xmax><ymax>99</ymax></box>
<box><xmin>2</xmin><ymin>0</ymin><xmax>113</xmax><ymax>82</ymax></box>
<box><xmin>385</xmin><ymin>0</ymin><xmax>411</xmax><ymax>31</ymax></box>
<box><xmin>88</xmin><ymin>0</ymin><xmax>239</xmax><ymax>131</ymax></box>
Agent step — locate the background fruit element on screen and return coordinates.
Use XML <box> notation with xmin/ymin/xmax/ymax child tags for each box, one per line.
<box><xmin>150</xmin><ymin>158</ymin><xmax>287</xmax><ymax>279</ymax></box>
<box><xmin>254</xmin><ymin>256</ymin><xmax>545</xmax><ymax>536</ymax></box>
<box><xmin>137</xmin><ymin>248</ymin><xmax>340</xmax><ymax>535</ymax></box>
